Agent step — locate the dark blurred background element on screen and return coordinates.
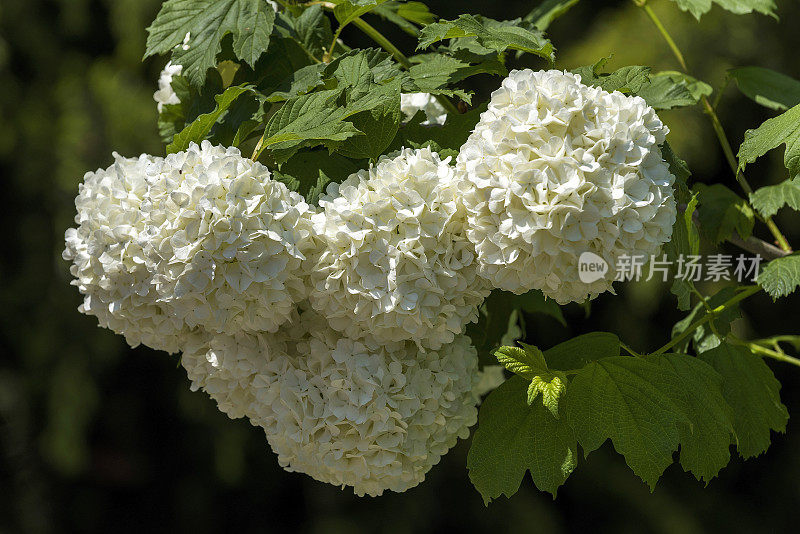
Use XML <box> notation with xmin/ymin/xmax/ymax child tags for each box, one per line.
<box><xmin>2</xmin><ymin>0</ymin><xmax>799</xmax><ymax>532</ymax></box>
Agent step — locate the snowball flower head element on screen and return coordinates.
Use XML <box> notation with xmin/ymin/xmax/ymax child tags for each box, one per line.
<box><xmin>309</xmin><ymin>147</ymin><xmax>490</xmax><ymax>350</ymax></box>
<box><xmin>456</xmin><ymin>69</ymin><xmax>677</xmax><ymax>304</ymax></box>
<box><xmin>401</xmin><ymin>92</ymin><xmax>448</xmax><ymax>125</ymax></box>
<box><xmin>154</xmin><ymin>61</ymin><xmax>183</xmax><ymax>113</ymax></box>
<box><xmin>254</xmin><ymin>311</ymin><xmax>480</xmax><ymax>497</ymax></box>
<box><xmin>64</xmin><ymin>141</ymin><xmax>316</xmax><ymax>351</ymax></box>
<box><xmin>64</xmin><ymin>153</ymin><xmax>189</xmax><ymax>353</ymax></box>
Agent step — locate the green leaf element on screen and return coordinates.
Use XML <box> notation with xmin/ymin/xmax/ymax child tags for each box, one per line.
<box><xmin>417</xmin><ymin>15</ymin><xmax>555</xmax><ymax>62</ymax></box>
<box><xmin>332</xmin><ymin>0</ymin><xmax>390</xmax><ymax>29</ymax></box>
<box><xmin>467</xmin><ymin>376</ymin><xmax>577</xmax><ymax>502</ymax></box>
<box><xmin>336</xmin><ymin>80</ymin><xmax>402</xmax><ymax>160</ymax></box>
<box><xmin>758</xmin><ymin>253</ymin><xmax>800</xmax><ymax>298</ymax></box>
<box><xmin>543</xmin><ymin>332</ymin><xmax>620</xmax><ymax>371</ymax></box>
<box><xmin>738</xmin><ymin>103</ymin><xmax>800</xmax><ymax>177</ymax></box>
<box><xmin>259</xmin><ymin>88</ymin><xmax>362</xmax><ymax>157</ymax></box>
<box><xmin>408</xmin><ymin>52</ymin><xmax>506</xmax><ymax>100</ymax></box>
<box><xmin>729</xmin><ymin>66</ymin><xmax>800</xmax><ymax>111</ymax></box>
<box><xmin>572</xmin><ymin>61</ymin><xmax>651</xmax><ymax>95</ymax></box>
<box><xmin>695</xmin><ymin>183</ymin><xmax>755</xmax><ymax>244</ymax></box>
<box><xmin>749</xmin><ymin>176</ymin><xmax>800</xmax><ymax>218</ymax></box>
<box><xmin>668</xmin><ymin>0</ymin><xmax>777</xmax><ymax>20</ymax></box>
<box><xmin>145</xmin><ymin>0</ymin><xmax>276</xmax><ymax>87</ymax></box>
<box><xmin>564</xmin><ymin>356</ymin><xmax>690</xmax><ymax>488</ymax></box>
<box><xmin>639</xmin><ymin>71</ymin><xmax>712</xmax><ymax>109</ymax></box>
<box><xmin>665</xmin><ymin>193</ymin><xmax>699</xmax><ymax>310</ymax></box>
<box><xmin>699</xmin><ymin>344</ymin><xmax>788</xmax><ymax>458</ymax></box>
<box><xmin>293</xmin><ymin>5</ymin><xmax>335</xmax><ymax>61</ymax></box>
<box><xmin>671</xmin><ymin>286</ymin><xmax>742</xmax><ymax>354</ymax></box>
<box><xmin>277</xmin><ymin>150</ymin><xmax>364</xmax><ymax>204</ymax></box>
<box><xmin>373</xmin><ymin>2</ymin><xmax>437</xmax><ymax>36</ymax></box>
<box><xmin>646</xmin><ymin>354</ymin><xmax>735</xmax><ymax>482</ymax></box>
<box><xmin>524</xmin><ymin>0</ymin><xmax>580</xmax><ymax>30</ymax></box>
<box><xmin>167</xmin><ymin>84</ymin><xmax>254</xmax><ymax>153</ymax></box>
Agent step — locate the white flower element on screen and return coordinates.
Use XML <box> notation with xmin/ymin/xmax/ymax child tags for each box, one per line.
<box><xmin>64</xmin><ymin>152</ymin><xmax>191</xmax><ymax>353</ymax></box>
<box><xmin>181</xmin><ymin>328</ymin><xmax>288</xmax><ymax>420</ymax></box>
<box><xmin>64</xmin><ymin>141</ymin><xmax>316</xmax><ymax>352</ymax></box>
<box><xmin>456</xmin><ymin>69</ymin><xmax>677</xmax><ymax>304</ymax></box>
<box><xmin>253</xmin><ymin>311</ymin><xmax>480</xmax><ymax>497</ymax></box>
<box><xmin>154</xmin><ymin>61</ymin><xmax>183</xmax><ymax>113</ymax></box>
<box><xmin>401</xmin><ymin>92</ymin><xmax>448</xmax><ymax>125</ymax></box>
<box><xmin>309</xmin><ymin>147</ymin><xmax>490</xmax><ymax>350</ymax></box>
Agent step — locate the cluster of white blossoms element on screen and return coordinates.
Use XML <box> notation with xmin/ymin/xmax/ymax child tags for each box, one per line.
<box><xmin>64</xmin><ymin>141</ymin><xmax>315</xmax><ymax>352</ymax></box>
<box><xmin>66</xmin><ymin>68</ymin><xmax>676</xmax><ymax>497</ymax></box>
<box><xmin>256</xmin><ymin>311</ymin><xmax>480</xmax><ymax>497</ymax></box>
<box><xmin>457</xmin><ymin>69</ymin><xmax>676</xmax><ymax>304</ymax></box>
<box><xmin>401</xmin><ymin>92</ymin><xmax>449</xmax><ymax>125</ymax></box>
<box><xmin>310</xmin><ymin>147</ymin><xmax>490</xmax><ymax>350</ymax></box>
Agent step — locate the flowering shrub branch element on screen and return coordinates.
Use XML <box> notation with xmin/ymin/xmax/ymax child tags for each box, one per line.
<box><xmin>63</xmin><ymin>0</ymin><xmax>800</xmax><ymax>502</ymax></box>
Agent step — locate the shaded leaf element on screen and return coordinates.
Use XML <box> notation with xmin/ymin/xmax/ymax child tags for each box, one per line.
<box><xmin>738</xmin><ymin>103</ymin><xmax>800</xmax><ymax>177</ymax></box>
<box><xmin>695</xmin><ymin>183</ymin><xmax>754</xmax><ymax>244</ymax></box>
<box><xmin>729</xmin><ymin>66</ymin><xmax>800</xmax><ymax>111</ymax></box>
<box><xmin>467</xmin><ymin>376</ymin><xmax>577</xmax><ymax>502</ymax></box>
<box><xmin>668</xmin><ymin>0</ymin><xmax>777</xmax><ymax>20</ymax></box>
<box><xmin>700</xmin><ymin>343</ymin><xmax>788</xmax><ymax>458</ymax></box>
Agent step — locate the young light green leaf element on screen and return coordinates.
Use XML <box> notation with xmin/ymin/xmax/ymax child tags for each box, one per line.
<box><xmin>563</xmin><ymin>356</ymin><xmax>691</xmax><ymax>489</ymax></box>
<box><xmin>524</xmin><ymin>0</ymin><xmax>580</xmax><ymax>30</ymax></box>
<box><xmin>646</xmin><ymin>354</ymin><xmax>735</xmax><ymax>482</ymax></box>
<box><xmin>695</xmin><ymin>183</ymin><xmax>755</xmax><ymax>244</ymax></box>
<box><xmin>145</xmin><ymin>0</ymin><xmax>276</xmax><ymax>87</ymax></box>
<box><xmin>417</xmin><ymin>15</ymin><xmax>555</xmax><ymax>62</ymax></box>
<box><xmin>729</xmin><ymin>66</ymin><xmax>800</xmax><ymax>111</ymax></box>
<box><xmin>749</xmin><ymin>176</ymin><xmax>800</xmax><ymax>218</ymax></box>
<box><xmin>494</xmin><ymin>344</ymin><xmax>548</xmax><ymax>379</ymax></box>
<box><xmin>758</xmin><ymin>253</ymin><xmax>800</xmax><ymax>299</ymax></box>
<box><xmin>699</xmin><ymin>344</ymin><xmax>788</xmax><ymax>458</ymax></box>
<box><xmin>527</xmin><ymin>373</ymin><xmax>567</xmax><ymax>417</ymax></box>
<box><xmin>738</xmin><ymin>103</ymin><xmax>800</xmax><ymax>176</ymax></box>
<box><xmin>467</xmin><ymin>376</ymin><xmax>577</xmax><ymax>502</ymax></box>
<box><xmin>167</xmin><ymin>84</ymin><xmax>254</xmax><ymax>153</ymax></box>
<box><xmin>668</xmin><ymin>0</ymin><xmax>777</xmax><ymax>20</ymax></box>
<box><xmin>543</xmin><ymin>332</ymin><xmax>620</xmax><ymax>371</ymax></box>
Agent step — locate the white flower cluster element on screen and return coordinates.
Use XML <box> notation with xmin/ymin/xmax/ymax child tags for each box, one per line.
<box><xmin>64</xmin><ymin>141</ymin><xmax>314</xmax><ymax>351</ymax></box>
<box><xmin>179</xmin><ymin>309</ymin><xmax>480</xmax><ymax>497</ymax></box>
<box><xmin>67</xmin><ymin>67</ymin><xmax>677</xmax><ymax>498</ymax></box>
<box><xmin>457</xmin><ymin>69</ymin><xmax>676</xmax><ymax>304</ymax></box>
<box><xmin>401</xmin><ymin>92</ymin><xmax>449</xmax><ymax>125</ymax></box>
<box><xmin>154</xmin><ymin>61</ymin><xmax>183</xmax><ymax>113</ymax></box>
<box><xmin>259</xmin><ymin>312</ymin><xmax>480</xmax><ymax>497</ymax></box>
<box><xmin>310</xmin><ymin>148</ymin><xmax>490</xmax><ymax>350</ymax></box>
